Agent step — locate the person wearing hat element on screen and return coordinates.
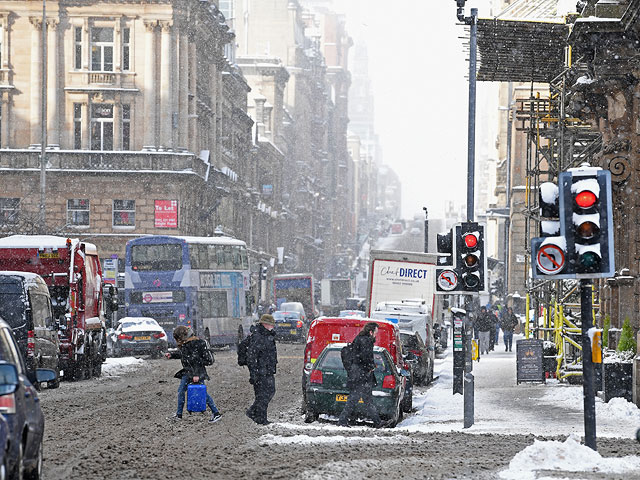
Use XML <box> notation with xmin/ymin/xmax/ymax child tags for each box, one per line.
<box><xmin>246</xmin><ymin>314</ymin><xmax>278</xmax><ymax>425</ymax></box>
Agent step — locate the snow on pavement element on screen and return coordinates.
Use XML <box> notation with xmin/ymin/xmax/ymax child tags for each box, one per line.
<box><xmin>102</xmin><ymin>356</ymin><xmax>146</xmax><ymax>376</ymax></box>
<box><xmin>398</xmin><ymin>338</ymin><xmax>640</xmax><ymax>439</ymax></box>
<box><xmin>258</xmin><ymin>433</ymin><xmax>406</xmax><ymax>446</ymax></box>
<box><xmin>499</xmin><ymin>434</ymin><xmax>640</xmax><ymax>480</ymax></box>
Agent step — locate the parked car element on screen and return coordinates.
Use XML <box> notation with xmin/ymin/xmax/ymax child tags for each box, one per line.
<box><xmin>0</xmin><ymin>415</ymin><xmax>8</xmax><ymax>479</ymax></box>
<box><xmin>279</xmin><ymin>302</ymin><xmax>307</xmax><ymax>325</ymax></box>
<box><xmin>273</xmin><ymin>311</ymin><xmax>306</xmax><ymax>342</ymax></box>
<box><xmin>400</xmin><ymin>330</ymin><xmax>433</xmax><ymax>385</ymax></box>
<box><xmin>302</xmin><ymin>316</ymin><xmax>413</xmax><ymax>415</ymax></box>
<box><xmin>305</xmin><ymin>344</ymin><xmax>406</xmax><ymax>426</ymax></box>
<box><xmin>0</xmin><ymin>318</ymin><xmax>56</xmax><ymax>479</ymax></box>
<box><xmin>110</xmin><ymin>317</ymin><xmax>168</xmax><ymax>357</ymax></box>
<box><xmin>410</xmin><ymin>227</ymin><xmax>421</xmax><ymax>236</ymax></box>
<box><xmin>0</xmin><ymin>272</ymin><xmax>60</xmax><ymax>389</ymax></box>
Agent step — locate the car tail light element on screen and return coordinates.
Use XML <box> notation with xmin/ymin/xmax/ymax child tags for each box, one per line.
<box><xmin>309</xmin><ymin>369</ymin><xmax>323</xmax><ymax>384</ymax></box>
<box><xmin>382</xmin><ymin>375</ymin><xmax>396</xmax><ymax>389</ymax></box>
<box><xmin>304</xmin><ymin>342</ymin><xmax>312</xmax><ymax>365</ymax></box>
<box><xmin>410</xmin><ymin>349</ymin><xmax>423</xmax><ymax>357</ymax></box>
<box><xmin>0</xmin><ymin>394</ymin><xmax>16</xmax><ymax>414</ymax></box>
<box><xmin>153</xmin><ymin>332</ymin><xmax>166</xmax><ymax>339</ymax></box>
<box><xmin>27</xmin><ymin>330</ymin><xmax>35</xmax><ymax>357</ymax></box>
<box><xmin>118</xmin><ymin>333</ymin><xmax>133</xmax><ymax>340</ymax></box>
<box><xmin>296</xmin><ymin>321</ymin><xmax>303</xmax><ymax>328</ymax></box>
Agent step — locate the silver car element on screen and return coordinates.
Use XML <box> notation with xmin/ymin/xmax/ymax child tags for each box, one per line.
<box><xmin>110</xmin><ymin>317</ymin><xmax>168</xmax><ymax>358</ymax></box>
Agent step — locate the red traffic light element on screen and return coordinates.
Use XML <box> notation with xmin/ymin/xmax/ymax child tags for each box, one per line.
<box><xmin>575</xmin><ymin>190</ymin><xmax>597</xmax><ymax>209</ymax></box>
<box><xmin>464</xmin><ymin>233</ymin><xmax>478</xmax><ymax>248</ymax></box>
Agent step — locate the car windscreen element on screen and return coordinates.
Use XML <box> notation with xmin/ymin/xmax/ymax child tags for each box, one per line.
<box><xmin>400</xmin><ymin>334</ymin><xmax>420</xmax><ymax>351</ymax></box>
<box><xmin>120</xmin><ymin>320</ymin><xmax>161</xmax><ymax>331</ymax></box>
<box><xmin>131</xmin><ymin>244</ymin><xmax>183</xmax><ymax>271</ymax></box>
<box><xmin>0</xmin><ymin>281</ymin><xmax>26</xmax><ymax>329</ymax></box>
<box><xmin>274</xmin><ymin>312</ymin><xmax>300</xmax><ymax>321</ymax></box>
<box><xmin>317</xmin><ymin>349</ymin><xmax>388</xmax><ymax>372</ymax></box>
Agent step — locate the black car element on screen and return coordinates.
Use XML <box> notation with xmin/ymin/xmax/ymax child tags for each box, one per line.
<box><xmin>400</xmin><ymin>330</ymin><xmax>433</xmax><ymax>386</ymax></box>
<box><xmin>273</xmin><ymin>311</ymin><xmax>306</xmax><ymax>342</ymax></box>
<box><xmin>0</xmin><ymin>272</ymin><xmax>61</xmax><ymax>389</ymax></box>
<box><xmin>0</xmin><ymin>318</ymin><xmax>56</xmax><ymax>479</ymax></box>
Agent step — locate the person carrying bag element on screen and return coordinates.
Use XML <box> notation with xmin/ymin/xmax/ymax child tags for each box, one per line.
<box><xmin>166</xmin><ymin>325</ymin><xmax>222</xmax><ymax>423</ymax></box>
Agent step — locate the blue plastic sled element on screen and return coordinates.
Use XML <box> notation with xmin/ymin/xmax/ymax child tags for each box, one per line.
<box><xmin>187</xmin><ymin>383</ymin><xmax>207</xmax><ymax>413</ymax></box>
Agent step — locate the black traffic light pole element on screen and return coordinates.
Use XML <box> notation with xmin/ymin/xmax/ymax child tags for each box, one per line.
<box><xmin>423</xmin><ymin>207</ymin><xmax>429</xmax><ymax>253</ymax></box>
<box><xmin>581</xmin><ymin>279</ymin><xmax>597</xmax><ymax>450</ymax></box>
<box><xmin>456</xmin><ymin>1</ymin><xmax>477</xmax><ymax>429</ymax></box>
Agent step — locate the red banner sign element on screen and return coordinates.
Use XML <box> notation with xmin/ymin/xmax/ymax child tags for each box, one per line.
<box><xmin>155</xmin><ymin>200</ymin><xmax>178</xmax><ymax>228</ymax></box>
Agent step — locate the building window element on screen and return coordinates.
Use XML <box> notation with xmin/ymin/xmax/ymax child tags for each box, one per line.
<box><xmin>90</xmin><ymin>27</ymin><xmax>114</xmax><ymax>72</ymax></box>
<box><xmin>0</xmin><ymin>198</ymin><xmax>19</xmax><ymax>225</ymax></box>
<box><xmin>67</xmin><ymin>199</ymin><xmax>90</xmax><ymax>226</ymax></box>
<box><xmin>74</xmin><ymin>26</ymin><xmax>82</xmax><ymax>70</ymax></box>
<box><xmin>90</xmin><ymin>103</ymin><xmax>113</xmax><ymax>150</ymax></box>
<box><xmin>122</xmin><ymin>104</ymin><xmax>130</xmax><ymax>150</ymax></box>
<box><xmin>219</xmin><ymin>0</ymin><xmax>233</xmax><ymax>20</ymax></box>
<box><xmin>73</xmin><ymin>103</ymin><xmax>82</xmax><ymax>149</ymax></box>
<box><xmin>122</xmin><ymin>27</ymin><xmax>130</xmax><ymax>71</ymax></box>
<box><xmin>113</xmin><ymin>200</ymin><xmax>135</xmax><ymax>227</ymax></box>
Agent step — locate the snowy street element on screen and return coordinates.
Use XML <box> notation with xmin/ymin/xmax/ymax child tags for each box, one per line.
<box><xmin>38</xmin><ymin>342</ymin><xmax>640</xmax><ymax>479</ymax></box>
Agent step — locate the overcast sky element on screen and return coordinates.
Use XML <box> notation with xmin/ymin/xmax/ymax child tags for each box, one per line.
<box><xmin>333</xmin><ymin>0</ymin><xmax>498</xmax><ymax>220</ymax></box>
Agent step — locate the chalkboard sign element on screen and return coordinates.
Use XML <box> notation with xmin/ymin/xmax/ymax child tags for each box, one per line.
<box><xmin>516</xmin><ymin>339</ymin><xmax>545</xmax><ymax>384</ymax></box>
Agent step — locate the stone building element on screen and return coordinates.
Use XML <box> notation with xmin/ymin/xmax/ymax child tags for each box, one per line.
<box><xmin>0</xmin><ymin>0</ymin><xmax>255</xmax><ymax>264</ymax></box>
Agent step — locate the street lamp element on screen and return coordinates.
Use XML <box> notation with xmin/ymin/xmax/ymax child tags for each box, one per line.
<box><xmin>39</xmin><ymin>0</ymin><xmax>48</xmax><ymax>233</ymax></box>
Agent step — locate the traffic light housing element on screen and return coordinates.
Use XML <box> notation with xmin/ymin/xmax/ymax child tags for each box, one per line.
<box><xmin>532</xmin><ymin>165</ymin><xmax>614</xmax><ymax>279</ymax></box>
<box><xmin>436</xmin><ymin>227</ymin><xmax>458</xmax><ymax>293</ymax></box>
<box><xmin>560</xmin><ymin>166</ymin><xmax>614</xmax><ymax>278</ymax></box>
<box><xmin>436</xmin><ymin>228</ymin><xmax>454</xmax><ymax>266</ymax></box>
<box><xmin>260</xmin><ymin>265</ymin><xmax>268</xmax><ymax>280</ymax></box>
<box><xmin>456</xmin><ymin>222</ymin><xmax>485</xmax><ymax>292</ymax></box>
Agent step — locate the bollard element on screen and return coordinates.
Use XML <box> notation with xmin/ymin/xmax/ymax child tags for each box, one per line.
<box><xmin>463</xmin><ymin>372</ymin><xmax>474</xmax><ymax>428</ymax></box>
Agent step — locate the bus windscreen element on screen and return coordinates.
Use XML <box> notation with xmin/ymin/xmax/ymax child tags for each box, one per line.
<box><xmin>131</xmin><ymin>244</ymin><xmax>183</xmax><ymax>271</ymax></box>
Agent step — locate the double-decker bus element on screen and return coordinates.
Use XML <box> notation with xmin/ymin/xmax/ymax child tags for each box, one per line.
<box><xmin>124</xmin><ymin>235</ymin><xmax>253</xmax><ymax>346</ymax></box>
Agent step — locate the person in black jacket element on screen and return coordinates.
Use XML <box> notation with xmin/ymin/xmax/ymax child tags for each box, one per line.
<box><xmin>246</xmin><ymin>314</ymin><xmax>278</xmax><ymax>425</ymax></box>
<box><xmin>338</xmin><ymin>322</ymin><xmax>383</xmax><ymax>428</ymax></box>
<box><xmin>166</xmin><ymin>326</ymin><xmax>222</xmax><ymax>423</ymax></box>
<box><xmin>475</xmin><ymin>307</ymin><xmax>493</xmax><ymax>355</ymax></box>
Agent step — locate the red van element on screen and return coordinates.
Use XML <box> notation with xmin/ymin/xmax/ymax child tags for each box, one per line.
<box><xmin>302</xmin><ymin>316</ymin><xmax>413</xmax><ymax>413</ymax></box>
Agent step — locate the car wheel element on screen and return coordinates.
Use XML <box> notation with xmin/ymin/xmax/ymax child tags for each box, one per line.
<box><xmin>304</xmin><ymin>411</ymin><xmax>318</xmax><ymax>423</ymax></box>
<box><xmin>25</xmin><ymin>440</ymin><xmax>42</xmax><ymax>480</ymax></box>
<box><xmin>12</xmin><ymin>440</ymin><xmax>23</xmax><ymax>480</ymax></box>
<box><xmin>93</xmin><ymin>360</ymin><xmax>102</xmax><ymax>378</ymax></box>
<box><xmin>48</xmin><ymin>367</ymin><xmax>61</xmax><ymax>389</ymax></box>
<box><xmin>427</xmin><ymin>361</ymin><xmax>434</xmax><ymax>385</ymax></box>
<box><xmin>401</xmin><ymin>390</ymin><xmax>413</xmax><ymax>413</ymax></box>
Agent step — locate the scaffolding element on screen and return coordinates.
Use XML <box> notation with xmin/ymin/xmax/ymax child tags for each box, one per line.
<box><xmin>515</xmin><ymin>61</ymin><xmax>603</xmax><ymax>379</ymax></box>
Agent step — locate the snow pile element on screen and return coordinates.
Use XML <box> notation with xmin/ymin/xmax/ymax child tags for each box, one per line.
<box><xmin>540</xmin><ymin>384</ymin><xmax>640</xmax><ymax>422</ymax></box>
<box><xmin>499</xmin><ymin>434</ymin><xmax>640</xmax><ymax>480</ymax></box>
<box><xmin>102</xmin><ymin>357</ymin><xmax>145</xmax><ymax>376</ymax></box>
<box><xmin>258</xmin><ymin>434</ymin><xmax>405</xmax><ymax>446</ymax></box>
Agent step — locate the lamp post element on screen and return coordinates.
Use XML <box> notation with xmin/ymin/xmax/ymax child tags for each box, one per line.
<box><xmin>39</xmin><ymin>0</ymin><xmax>48</xmax><ymax>233</ymax></box>
<box><xmin>423</xmin><ymin>207</ymin><xmax>428</xmax><ymax>253</ymax></box>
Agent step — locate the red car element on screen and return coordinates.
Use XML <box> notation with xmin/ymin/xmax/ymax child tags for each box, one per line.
<box><xmin>302</xmin><ymin>316</ymin><xmax>413</xmax><ymax>414</ymax></box>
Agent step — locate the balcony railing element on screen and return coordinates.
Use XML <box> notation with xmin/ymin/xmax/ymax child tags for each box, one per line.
<box><xmin>88</xmin><ymin>72</ymin><xmax>116</xmax><ymax>84</ymax></box>
<box><xmin>0</xmin><ymin>150</ymin><xmax>208</xmax><ymax>180</ymax></box>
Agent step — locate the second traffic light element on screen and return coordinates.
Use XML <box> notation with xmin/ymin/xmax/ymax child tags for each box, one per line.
<box><xmin>260</xmin><ymin>265</ymin><xmax>268</xmax><ymax>280</ymax></box>
<box><xmin>456</xmin><ymin>222</ymin><xmax>486</xmax><ymax>292</ymax></box>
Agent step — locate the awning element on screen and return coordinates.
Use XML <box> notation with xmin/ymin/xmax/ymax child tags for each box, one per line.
<box><xmin>477</xmin><ymin>18</ymin><xmax>569</xmax><ymax>83</ymax></box>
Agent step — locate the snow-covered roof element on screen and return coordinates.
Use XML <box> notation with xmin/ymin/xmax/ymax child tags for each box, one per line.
<box><xmin>0</xmin><ymin>235</ymin><xmax>97</xmax><ymax>255</ymax></box>
<box><xmin>0</xmin><ymin>271</ymin><xmax>46</xmax><ymax>286</ymax></box>
<box><xmin>138</xmin><ymin>235</ymin><xmax>246</xmax><ymax>247</ymax></box>
<box><xmin>450</xmin><ymin>307</ymin><xmax>466</xmax><ymax>315</ymax></box>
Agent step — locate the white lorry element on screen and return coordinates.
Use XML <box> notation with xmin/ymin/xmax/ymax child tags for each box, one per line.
<box><xmin>365</xmin><ymin>250</ymin><xmax>440</xmax><ymax>318</ymax></box>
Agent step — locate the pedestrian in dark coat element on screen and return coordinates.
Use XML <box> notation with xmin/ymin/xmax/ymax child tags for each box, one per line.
<box><xmin>246</xmin><ymin>314</ymin><xmax>278</xmax><ymax>425</ymax></box>
<box><xmin>166</xmin><ymin>326</ymin><xmax>222</xmax><ymax>423</ymax></box>
<box><xmin>501</xmin><ymin>307</ymin><xmax>519</xmax><ymax>352</ymax></box>
<box><xmin>338</xmin><ymin>322</ymin><xmax>383</xmax><ymax>428</ymax></box>
<box><xmin>475</xmin><ymin>307</ymin><xmax>493</xmax><ymax>355</ymax></box>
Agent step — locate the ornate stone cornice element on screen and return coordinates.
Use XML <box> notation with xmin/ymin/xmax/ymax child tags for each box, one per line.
<box><xmin>29</xmin><ymin>17</ymin><xmax>43</xmax><ymax>29</ymax></box>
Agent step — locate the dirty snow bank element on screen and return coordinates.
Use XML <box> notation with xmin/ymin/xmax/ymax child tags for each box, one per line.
<box><xmin>499</xmin><ymin>434</ymin><xmax>640</xmax><ymax>480</ymax></box>
<box><xmin>102</xmin><ymin>357</ymin><xmax>145</xmax><ymax>376</ymax></box>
